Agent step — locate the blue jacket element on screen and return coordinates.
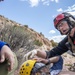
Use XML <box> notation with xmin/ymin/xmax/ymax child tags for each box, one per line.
<box><xmin>0</xmin><ymin>41</ymin><xmax>9</xmax><ymax>51</ymax></box>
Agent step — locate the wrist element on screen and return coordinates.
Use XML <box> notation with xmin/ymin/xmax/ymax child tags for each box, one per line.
<box><xmin>46</xmin><ymin>59</ymin><xmax>50</xmax><ymax>65</ymax></box>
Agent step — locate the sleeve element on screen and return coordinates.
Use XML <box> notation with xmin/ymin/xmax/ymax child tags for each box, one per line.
<box><xmin>46</xmin><ymin>36</ymin><xmax>69</xmax><ymax>58</ymax></box>
<box><xmin>0</xmin><ymin>41</ymin><xmax>10</xmax><ymax>51</ymax></box>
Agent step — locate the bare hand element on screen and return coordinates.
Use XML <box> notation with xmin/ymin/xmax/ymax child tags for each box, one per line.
<box><xmin>33</xmin><ymin>57</ymin><xmax>48</xmax><ymax>64</ymax></box>
<box><xmin>0</xmin><ymin>45</ymin><xmax>15</xmax><ymax>71</ymax></box>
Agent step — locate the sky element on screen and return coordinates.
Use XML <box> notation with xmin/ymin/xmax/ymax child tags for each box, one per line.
<box><xmin>0</xmin><ymin>0</ymin><xmax>75</xmax><ymax>42</ymax></box>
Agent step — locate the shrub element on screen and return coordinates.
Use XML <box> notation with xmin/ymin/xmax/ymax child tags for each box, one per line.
<box><xmin>0</xmin><ymin>25</ymin><xmax>34</xmax><ymax>50</ymax></box>
<box><xmin>23</xmin><ymin>25</ymin><xmax>28</xmax><ymax>28</ymax></box>
<box><xmin>34</xmin><ymin>40</ymin><xmax>43</xmax><ymax>46</ymax></box>
<box><xmin>50</xmin><ymin>40</ymin><xmax>58</xmax><ymax>47</ymax></box>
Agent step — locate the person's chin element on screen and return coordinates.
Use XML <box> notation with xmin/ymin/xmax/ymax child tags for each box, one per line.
<box><xmin>62</xmin><ymin>32</ymin><xmax>67</xmax><ymax>35</ymax></box>
<box><xmin>63</xmin><ymin>30</ymin><xmax>69</xmax><ymax>35</ymax></box>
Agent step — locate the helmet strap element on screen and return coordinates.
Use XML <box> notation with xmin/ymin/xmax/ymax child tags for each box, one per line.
<box><xmin>67</xmin><ymin>19</ymin><xmax>74</xmax><ymax>35</ymax></box>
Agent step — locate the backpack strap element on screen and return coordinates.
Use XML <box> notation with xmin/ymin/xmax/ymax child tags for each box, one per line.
<box><xmin>68</xmin><ymin>36</ymin><xmax>75</xmax><ymax>56</ymax></box>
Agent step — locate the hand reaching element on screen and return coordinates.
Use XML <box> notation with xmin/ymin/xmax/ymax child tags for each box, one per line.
<box><xmin>0</xmin><ymin>45</ymin><xmax>15</xmax><ymax>71</ymax></box>
<box><xmin>33</xmin><ymin>57</ymin><xmax>49</xmax><ymax>64</ymax></box>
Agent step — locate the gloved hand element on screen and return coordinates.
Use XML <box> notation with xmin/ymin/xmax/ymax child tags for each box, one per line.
<box><xmin>24</xmin><ymin>49</ymin><xmax>38</xmax><ymax>60</ymax></box>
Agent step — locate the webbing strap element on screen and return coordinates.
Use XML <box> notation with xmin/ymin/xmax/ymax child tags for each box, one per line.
<box><xmin>68</xmin><ymin>36</ymin><xmax>75</xmax><ymax>54</ymax></box>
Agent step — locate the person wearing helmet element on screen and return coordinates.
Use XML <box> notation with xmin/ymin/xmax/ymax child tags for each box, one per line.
<box><xmin>19</xmin><ymin>60</ymin><xmax>36</xmax><ymax>75</ymax></box>
<box><xmin>0</xmin><ymin>41</ymin><xmax>18</xmax><ymax>75</ymax></box>
<box><xmin>54</xmin><ymin>12</ymin><xmax>75</xmax><ymax>35</ymax></box>
<box><xmin>24</xmin><ymin>12</ymin><xmax>75</xmax><ymax>58</ymax></box>
<box><xmin>23</xmin><ymin>50</ymin><xmax>63</xmax><ymax>75</ymax></box>
<box><xmin>19</xmin><ymin>56</ymin><xmax>63</xmax><ymax>75</ymax></box>
<box><xmin>28</xmin><ymin>12</ymin><xmax>75</xmax><ymax>58</ymax></box>
<box><xmin>19</xmin><ymin>60</ymin><xmax>45</xmax><ymax>75</ymax></box>
<box><xmin>24</xmin><ymin>12</ymin><xmax>75</xmax><ymax>74</ymax></box>
<box><xmin>38</xmin><ymin>12</ymin><xmax>75</xmax><ymax>56</ymax></box>
<box><xmin>46</xmin><ymin>12</ymin><xmax>75</xmax><ymax>57</ymax></box>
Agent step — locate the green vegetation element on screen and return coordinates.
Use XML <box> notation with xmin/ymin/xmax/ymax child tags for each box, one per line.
<box><xmin>65</xmin><ymin>64</ymin><xmax>72</xmax><ymax>66</ymax></box>
<box><xmin>0</xmin><ymin>25</ymin><xmax>34</xmax><ymax>50</ymax></box>
<box><xmin>50</xmin><ymin>40</ymin><xmax>58</xmax><ymax>47</ymax></box>
<box><xmin>23</xmin><ymin>25</ymin><xmax>28</xmax><ymax>28</ymax></box>
<box><xmin>34</xmin><ymin>39</ymin><xmax>43</xmax><ymax>46</ymax></box>
<box><xmin>40</xmin><ymin>32</ymin><xmax>44</xmax><ymax>36</ymax></box>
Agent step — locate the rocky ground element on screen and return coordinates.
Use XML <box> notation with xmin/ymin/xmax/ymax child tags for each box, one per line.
<box><xmin>59</xmin><ymin>70</ymin><xmax>75</xmax><ymax>75</ymax></box>
<box><xmin>59</xmin><ymin>53</ymin><xmax>75</xmax><ymax>75</ymax></box>
<box><xmin>14</xmin><ymin>50</ymin><xmax>75</xmax><ymax>75</ymax></box>
<box><xmin>59</xmin><ymin>66</ymin><xmax>75</xmax><ymax>75</ymax></box>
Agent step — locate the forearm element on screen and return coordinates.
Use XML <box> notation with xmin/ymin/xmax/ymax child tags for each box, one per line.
<box><xmin>49</xmin><ymin>56</ymin><xmax>60</xmax><ymax>63</ymax></box>
<box><xmin>46</xmin><ymin>46</ymin><xmax>68</xmax><ymax>58</ymax></box>
<box><xmin>46</xmin><ymin>36</ymin><xmax>68</xmax><ymax>58</ymax></box>
<box><xmin>44</xmin><ymin>56</ymin><xmax>60</xmax><ymax>65</ymax></box>
<box><xmin>36</xmin><ymin>49</ymin><xmax>47</xmax><ymax>58</ymax></box>
<box><xmin>36</xmin><ymin>56</ymin><xmax>61</xmax><ymax>65</ymax></box>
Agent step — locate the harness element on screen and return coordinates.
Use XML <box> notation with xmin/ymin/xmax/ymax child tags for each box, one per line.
<box><xmin>68</xmin><ymin>35</ymin><xmax>75</xmax><ymax>56</ymax></box>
